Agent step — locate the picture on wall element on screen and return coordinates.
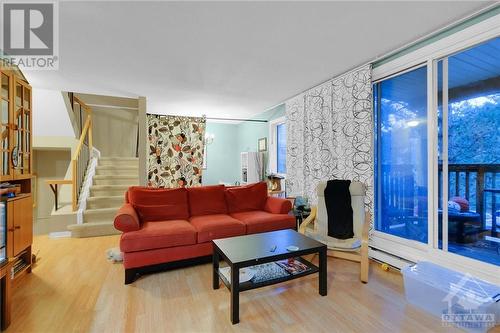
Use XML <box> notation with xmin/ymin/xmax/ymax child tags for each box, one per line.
<box><xmin>258</xmin><ymin>137</ymin><xmax>267</xmax><ymax>152</ymax></box>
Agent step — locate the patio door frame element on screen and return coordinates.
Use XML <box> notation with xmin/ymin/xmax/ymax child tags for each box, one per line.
<box><xmin>371</xmin><ymin>14</ymin><xmax>500</xmax><ymax>284</ymax></box>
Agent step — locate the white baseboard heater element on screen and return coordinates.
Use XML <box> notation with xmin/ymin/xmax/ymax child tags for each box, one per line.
<box><xmin>369</xmin><ymin>247</ymin><xmax>415</xmax><ymax>271</ymax></box>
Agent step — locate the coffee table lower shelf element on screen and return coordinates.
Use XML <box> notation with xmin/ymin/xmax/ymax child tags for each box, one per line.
<box><xmin>217</xmin><ymin>257</ymin><xmax>319</xmax><ymax>292</ymax></box>
<box><xmin>212</xmin><ymin>230</ymin><xmax>327</xmax><ymax>324</ymax></box>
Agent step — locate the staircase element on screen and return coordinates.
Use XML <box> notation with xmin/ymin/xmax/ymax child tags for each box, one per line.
<box><xmin>68</xmin><ymin>157</ymin><xmax>139</xmax><ymax>237</ymax></box>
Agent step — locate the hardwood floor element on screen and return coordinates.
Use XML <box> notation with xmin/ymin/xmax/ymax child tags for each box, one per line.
<box><xmin>5</xmin><ymin>235</ymin><xmax>499</xmax><ymax>333</ymax></box>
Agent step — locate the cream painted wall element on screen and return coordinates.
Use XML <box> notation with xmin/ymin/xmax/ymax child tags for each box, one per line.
<box><xmin>138</xmin><ymin>97</ymin><xmax>147</xmax><ymax>185</ymax></box>
<box><xmin>31</xmin><ymin>89</ymin><xmax>78</xmax><ymax>231</ymax></box>
<box><xmin>92</xmin><ymin>106</ymin><xmax>138</xmax><ymax>157</ymax></box>
<box><xmin>33</xmin><ymin>149</ymin><xmax>72</xmax><ymax>221</ymax></box>
<box><xmin>33</xmin><ymin>136</ymin><xmax>78</xmax><ymax>151</ymax></box>
<box><xmin>32</xmin><ymin>88</ymin><xmax>75</xmax><ymax>137</ymax></box>
<box><xmin>33</xmin><ymin>137</ymin><xmax>78</xmax><ymax>220</ymax></box>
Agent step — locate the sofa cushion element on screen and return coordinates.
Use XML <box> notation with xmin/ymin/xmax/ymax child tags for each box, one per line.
<box><xmin>128</xmin><ymin>186</ymin><xmax>189</xmax><ymax>222</ymax></box>
<box><xmin>189</xmin><ymin>214</ymin><xmax>246</xmax><ymax>243</ymax></box>
<box><xmin>123</xmin><ymin>243</ymin><xmax>213</xmax><ymax>269</ymax></box>
<box><xmin>231</xmin><ymin>211</ymin><xmax>296</xmax><ymax>234</ymax></box>
<box><xmin>187</xmin><ymin>185</ymin><xmax>227</xmax><ymax>216</ymax></box>
<box><xmin>120</xmin><ymin>220</ymin><xmax>196</xmax><ymax>252</ymax></box>
<box><xmin>264</xmin><ymin>197</ymin><xmax>293</xmax><ymax>214</ymax></box>
<box><xmin>225</xmin><ymin>182</ymin><xmax>268</xmax><ymax>213</ymax></box>
<box><xmin>114</xmin><ymin>203</ymin><xmax>141</xmax><ymax>232</ymax></box>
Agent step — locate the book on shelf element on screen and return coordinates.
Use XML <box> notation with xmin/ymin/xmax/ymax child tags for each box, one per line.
<box><xmin>11</xmin><ymin>257</ymin><xmax>28</xmax><ymax>278</ymax></box>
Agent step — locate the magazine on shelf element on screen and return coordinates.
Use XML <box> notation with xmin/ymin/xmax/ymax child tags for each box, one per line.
<box><xmin>276</xmin><ymin>258</ymin><xmax>311</xmax><ymax>275</ymax></box>
<box><xmin>218</xmin><ymin>258</ymin><xmax>311</xmax><ymax>285</ymax></box>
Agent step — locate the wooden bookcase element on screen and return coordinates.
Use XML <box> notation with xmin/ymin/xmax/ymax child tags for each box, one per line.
<box><xmin>6</xmin><ymin>194</ymin><xmax>33</xmax><ymax>284</ymax></box>
<box><xmin>0</xmin><ymin>64</ymin><xmax>33</xmax><ymax>302</ymax></box>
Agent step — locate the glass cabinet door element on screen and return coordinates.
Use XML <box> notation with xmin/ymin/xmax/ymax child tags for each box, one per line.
<box><xmin>0</xmin><ymin>72</ymin><xmax>11</xmax><ymax>180</ymax></box>
<box><xmin>13</xmin><ymin>81</ymin><xmax>24</xmax><ymax>176</ymax></box>
<box><xmin>22</xmin><ymin>85</ymin><xmax>31</xmax><ymax>175</ymax></box>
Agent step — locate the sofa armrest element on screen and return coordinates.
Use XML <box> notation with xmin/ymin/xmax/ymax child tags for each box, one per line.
<box><xmin>264</xmin><ymin>197</ymin><xmax>292</xmax><ymax>214</ymax></box>
<box><xmin>114</xmin><ymin>204</ymin><xmax>141</xmax><ymax>232</ymax></box>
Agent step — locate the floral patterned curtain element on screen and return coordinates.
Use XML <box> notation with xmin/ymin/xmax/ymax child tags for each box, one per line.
<box><xmin>147</xmin><ymin>114</ymin><xmax>206</xmax><ymax>188</ymax></box>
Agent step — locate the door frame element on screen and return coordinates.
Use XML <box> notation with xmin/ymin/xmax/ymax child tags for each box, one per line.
<box><xmin>371</xmin><ymin>14</ymin><xmax>500</xmax><ymax>284</ymax></box>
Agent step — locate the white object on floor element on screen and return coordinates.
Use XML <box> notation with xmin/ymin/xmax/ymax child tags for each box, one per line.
<box><xmin>402</xmin><ymin>261</ymin><xmax>500</xmax><ymax>333</ymax></box>
<box><xmin>106</xmin><ymin>247</ymin><xmax>123</xmax><ymax>263</ymax></box>
<box><xmin>48</xmin><ymin>231</ymin><xmax>72</xmax><ymax>239</ymax></box>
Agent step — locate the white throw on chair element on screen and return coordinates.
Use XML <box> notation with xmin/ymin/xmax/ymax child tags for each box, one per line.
<box><xmin>298</xmin><ymin>181</ymin><xmax>370</xmax><ymax>283</ymax></box>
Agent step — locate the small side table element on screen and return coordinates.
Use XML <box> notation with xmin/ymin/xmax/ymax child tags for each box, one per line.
<box><xmin>0</xmin><ymin>259</ymin><xmax>13</xmax><ymax>330</ymax></box>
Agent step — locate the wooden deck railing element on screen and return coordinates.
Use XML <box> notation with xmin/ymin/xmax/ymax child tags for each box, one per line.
<box><xmin>439</xmin><ymin>163</ymin><xmax>499</xmax><ymax>231</ymax></box>
<box><xmin>379</xmin><ymin>164</ymin><xmax>499</xmax><ymax>233</ymax></box>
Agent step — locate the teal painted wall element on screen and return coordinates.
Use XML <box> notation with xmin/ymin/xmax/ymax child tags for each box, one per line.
<box><xmin>236</xmin><ymin>104</ymin><xmax>285</xmax><ymax>174</ymax></box>
<box><xmin>236</xmin><ymin>105</ymin><xmax>283</xmax><ymax>153</ymax></box>
<box><xmin>202</xmin><ymin>104</ymin><xmax>285</xmax><ymax>185</ymax></box>
<box><xmin>203</xmin><ymin>122</ymin><xmax>240</xmax><ymax>185</ymax></box>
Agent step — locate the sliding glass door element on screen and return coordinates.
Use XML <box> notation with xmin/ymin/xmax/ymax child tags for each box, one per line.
<box><xmin>374</xmin><ymin>66</ymin><xmax>428</xmax><ymax>243</ymax></box>
<box><xmin>374</xmin><ymin>37</ymin><xmax>499</xmax><ymax>267</ymax></box>
<box><xmin>438</xmin><ymin>37</ymin><xmax>500</xmax><ymax>266</ymax></box>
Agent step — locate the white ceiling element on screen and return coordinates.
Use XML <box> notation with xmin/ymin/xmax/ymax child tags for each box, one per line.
<box><xmin>24</xmin><ymin>1</ymin><xmax>494</xmax><ymax>119</ymax></box>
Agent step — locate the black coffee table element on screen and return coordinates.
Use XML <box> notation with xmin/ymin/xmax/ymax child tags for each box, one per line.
<box><xmin>212</xmin><ymin>229</ymin><xmax>327</xmax><ymax>324</ymax></box>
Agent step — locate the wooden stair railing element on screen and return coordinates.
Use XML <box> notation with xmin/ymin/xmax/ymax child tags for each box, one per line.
<box><xmin>71</xmin><ymin>96</ymin><xmax>93</xmax><ymax>211</ymax></box>
<box><xmin>45</xmin><ymin>179</ymin><xmax>72</xmax><ymax>211</ymax></box>
<box><xmin>46</xmin><ymin>95</ymin><xmax>93</xmax><ymax>211</ymax></box>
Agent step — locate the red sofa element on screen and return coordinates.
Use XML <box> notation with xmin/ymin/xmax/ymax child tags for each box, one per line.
<box><xmin>114</xmin><ymin>182</ymin><xmax>295</xmax><ymax>284</ymax></box>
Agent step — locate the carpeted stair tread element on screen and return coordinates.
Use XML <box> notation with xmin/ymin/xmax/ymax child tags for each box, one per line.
<box><xmin>93</xmin><ymin>174</ymin><xmax>138</xmax><ymax>179</ymax></box>
<box><xmin>98</xmin><ymin>157</ymin><xmax>139</xmax><ymax>166</ymax></box>
<box><xmin>86</xmin><ymin>195</ymin><xmax>125</xmax><ymax>209</ymax></box>
<box><xmin>68</xmin><ymin>221</ymin><xmax>120</xmax><ymax>238</ymax></box>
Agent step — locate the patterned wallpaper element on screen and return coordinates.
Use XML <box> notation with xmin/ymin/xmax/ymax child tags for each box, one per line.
<box><xmin>147</xmin><ymin>114</ymin><xmax>206</xmax><ymax>188</ymax></box>
<box><xmin>285</xmin><ymin>64</ymin><xmax>373</xmax><ymax>214</ymax></box>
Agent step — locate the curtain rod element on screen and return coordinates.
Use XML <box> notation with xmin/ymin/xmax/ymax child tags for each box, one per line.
<box><xmin>206</xmin><ymin>117</ymin><xmax>268</xmax><ymax>123</ymax></box>
<box><xmin>146</xmin><ymin>113</ymin><xmax>267</xmax><ymax>123</ymax></box>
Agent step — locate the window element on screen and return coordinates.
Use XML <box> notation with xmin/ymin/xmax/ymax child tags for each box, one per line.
<box><xmin>374</xmin><ymin>65</ymin><xmax>429</xmax><ymax>243</ymax></box>
<box><xmin>276</xmin><ymin>123</ymin><xmax>286</xmax><ymax>174</ymax></box>
<box><xmin>437</xmin><ymin>37</ymin><xmax>500</xmax><ymax>266</ymax></box>
<box><xmin>269</xmin><ymin>117</ymin><xmax>286</xmax><ymax>175</ymax></box>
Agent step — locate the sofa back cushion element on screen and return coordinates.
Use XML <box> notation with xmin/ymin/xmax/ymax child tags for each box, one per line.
<box><xmin>127</xmin><ymin>186</ymin><xmax>189</xmax><ymax>222</ymax></box>
<box><xmin>187</xmin><ymin>185</ymin><xmax>227</xmax><ymax>216</ymax></box>
<box><xmin>225</xmin><ymin>182</ymin><xmax>268</xmax><ymax>213</ymax></box>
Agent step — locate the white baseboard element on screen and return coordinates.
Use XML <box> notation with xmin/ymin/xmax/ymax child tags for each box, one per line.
<box><xmin>49</xmin><ymin>231</ymin><xmax>72</xmax><ymax>239</ymax></box>
<box><xmin>76</xmin><ymin>147</ymin><xmax>101</xmax><ymax>224</ymax></box>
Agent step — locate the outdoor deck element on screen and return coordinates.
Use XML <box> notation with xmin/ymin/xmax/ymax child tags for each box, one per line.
<box><xmin>377</xmin><ymin>163</ymin><xmax>499</xmax><ymax>266</ymax></box>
